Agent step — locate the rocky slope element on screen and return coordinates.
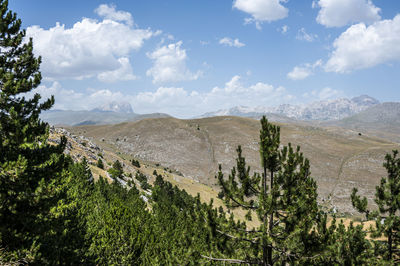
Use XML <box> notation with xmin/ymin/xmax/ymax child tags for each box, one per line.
<box><xmin>326</xmin><ymin>102</ymin><xmax>400</xmax><ymax>143</ymax></box>
<box><xmin>68</xmin><ymin>116</ymin><xmax>399</xmax><ymax>214</ymax></box>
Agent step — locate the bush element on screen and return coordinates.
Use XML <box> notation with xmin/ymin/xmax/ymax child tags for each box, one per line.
<box><xmin>97</xmin><ymin>158</ymin><xmax>104</xmax><ymax>169</ymax></box>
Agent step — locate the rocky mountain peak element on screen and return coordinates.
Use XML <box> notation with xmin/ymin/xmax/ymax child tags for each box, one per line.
<box><xmin>351</xmin><ymin>95</ymin><xmax>380</xmax><ymax>106</ymax></box>
<box><xmin>199</xmin><ymin>95</ymin><xmax>380</xmax><ymax>121</ymax></box>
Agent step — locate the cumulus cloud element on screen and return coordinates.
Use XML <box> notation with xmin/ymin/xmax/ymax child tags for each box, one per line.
<box><xmin>146</xmin><ymin>41</ymin><xmax>201</xmax><ymax>83</ymax></box>
<box><xmin>314</xmin><ymin>0</ymin><xmax>381</xmax><ymax>27</ymax></box>
<box><xmin>325</xmin><ymin>15</ymin><xmax>400</xmax><ymax>73</ymax></box>
<box><xmin>97</xmin><ymin>57</ymin><xmax>136</xmax><ymax>82</ymax></box>
<box><xmin>287</xmin><ymin>60</ymin><xmax>322</xmax><ymax>80</ymax></box>
<box><xmin>233</xmin><ymin>0</ymin><xmax>288</xmax><ymax>29</ymax></box>
<box><xmin>303</xmin><ymin>87</ymin><xmax>342</xmax><ymax>100</ymax></box>
<box><xmin>219</xmin><ymin>37</ymin><xmax>245</xmax><ymax>48</ymax></box>
<box><xmin>26</xmin><ymin>4</ymin><xmax>154</xmax><ymax>82</ymax></box>
<box><xmin>34</xmin><ymin>76</ymin><xmax>293</xmax><ymax>118</ymax></box>
<box><xmin>203</xmin><ymin>75</ymin><xmax>289</xmax><ymax>111</ymax></box>
<box><xmin>287</xmin><ymin>67</ymin><xmax>312</xmax><ymax>80</ymax></box>
<box><xmin>296</xmin><ymin>28</ymin><xmax>317</xmax><ymax>42</ymax></box>
<box><xmin>27</xmin><ymin>82</ymin><xmax>84</xmax><ymax>110</ymax></box>
<box><xmin>95</xmin><ymin>4</ymin><xmax>133</xmax><ymax>26</ymax></box>
<box><xmin>135</xmin><ymin>76</ymin><xmax>289</xmax><ymax>117</ymax></box>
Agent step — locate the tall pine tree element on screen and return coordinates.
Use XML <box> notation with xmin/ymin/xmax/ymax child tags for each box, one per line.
<box><xmin>209</xmin><ymin>116</ymin><xmax>322</xmax><ymax>265</ymax></box>
<box><xmin>0</xmin><ymin>0</ymin><xmax>68</xmax><ymax>262</ymax></box>
<box><xmin>352</xmin><ymin>150</ymin><xmax>400</xmax><ymax>263</ymax></box>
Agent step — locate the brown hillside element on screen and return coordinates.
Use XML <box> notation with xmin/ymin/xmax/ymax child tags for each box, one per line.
<box><xmin>68</xmin><ymin>116</ymin><xmax>399</xmax><ymax>214</ymax></box>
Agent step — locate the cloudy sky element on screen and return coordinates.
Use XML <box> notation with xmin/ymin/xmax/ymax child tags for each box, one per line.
<box><xmin>11</xmin><ymin>0</ymin><xmax>400</xmax><ymax>118</ymax></box>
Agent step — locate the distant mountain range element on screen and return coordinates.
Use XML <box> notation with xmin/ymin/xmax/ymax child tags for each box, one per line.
<box><xmin>40</xmin><ymin>101</ymin><xmax>170</xmax><ymax>126</ymax></box>
<box><xmin>199</xmin><ymin>95</ymin><xmax>380</xmax><ymax>121</ymax></box>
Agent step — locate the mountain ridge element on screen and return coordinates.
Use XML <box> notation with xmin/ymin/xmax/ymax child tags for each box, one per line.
<box><xmin>199</xmin><ymin>95</ymin><xmax>380</xmax><ymax>121</ymax></box>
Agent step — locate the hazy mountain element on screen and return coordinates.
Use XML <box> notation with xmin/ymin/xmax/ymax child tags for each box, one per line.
<box><xmin>327</xmin><ymin>102</ymin><xmax>400</xmax><ymax>143</ymax></box>
<box><xmin>200</xmin><ymin>95</ymin><xmax>380</xmax><ymax>121</ymax></box>
<box><xmin>40</xmin><ymin>110</ymin><xmax>137</xmax><ymax>126</ymax></box>
<box><xmin>92</xmin><ymin>101</ymin><xmax>134</xmax><ymax>113</ymax></box>
<box><xmin>41</xmin><ymin>110</ymin><xmax>171</xmax><ymax>126</ymax></box>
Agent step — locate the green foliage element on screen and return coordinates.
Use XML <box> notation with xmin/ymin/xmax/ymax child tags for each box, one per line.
<box><xmin>212</xmin><ymin>116</ymin><xmax>326</xmax><ymax>264</ymax></box>
<box><xmin>108</xmin><ymin>160</ymin><xmax>123</xmax><ymax>179</ymax></box>
<box><xmin>135</xmin><ymin>171</ymin><xmax>151</xmax><ymax>190</ymax></box>
<box><xmin>96</xmin><ymin>158</ymin><xmax>104</xmax><ymax>169</ymax></box>
<box><xmin>0</xmin><ymin>0</ymin><xmax>73</xmax><ymax>263</ymax></box>
<box><xmin>131</xmin><ymin>159</ymin><xmax>140</xmax><ymax>168</ymax></box>
<box><xmin>143</xmin><ymin>179</ymin><xmax>238</xmax><ymax>264</ymax></box>
<box><xmin>352</xmin><ymin>150</ymin><xmax>400</xmax><ymax>263</ymax></box>
<box><xmin>85</xmin><ymin>178</ymin><xmax>149</xmax><ymax>265</ymax></box>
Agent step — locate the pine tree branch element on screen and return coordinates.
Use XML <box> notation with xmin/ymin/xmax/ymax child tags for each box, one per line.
<box><xmin>268</xmin><ymin>244</ymin><xmax>324</xmax><ymax>261</ymax></box>
<box><xmin>228</xmin><ymin>195</ymin><xmax>258</xmax><ymax>209</ymax></box>
<box><xmin>201</xmin><ymin>255</ymin><xmax>256</xmax><ymax>264</ymax></box>
<box><xmin>237</xmin><ymin>228</ymin><xmax>262</xmax><ymax>233</ymax></box>
<box><xmin>216</xmin><ymin>229</ymin><xmax>259</xmax><ymax>244</ymax></box>
<box><xmin>249</xmin><ymin>184</ymin><xmax>260</xmax><ymax>195</ymax></box>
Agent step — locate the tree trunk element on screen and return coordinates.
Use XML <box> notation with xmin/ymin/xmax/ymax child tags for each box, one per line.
<box><xmin>388</xmin><ymin>227</ymin><xmax>392</xmax><ymax>260</ymax></box>
<box><xmin>267</xmin><ymin>171</ymin><xmax>274</xmax><ymax>265</ymax></box>
<box><xmin>263</xmin><ymin>162</ymin><xmax>268</xmax><ymax>265</ymax></box>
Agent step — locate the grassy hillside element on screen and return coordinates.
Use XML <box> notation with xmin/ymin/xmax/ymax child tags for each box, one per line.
<box><xmin>68</xmin><ymin>116</ymin><xmax>399</xmax><ymax>214</ymax></box>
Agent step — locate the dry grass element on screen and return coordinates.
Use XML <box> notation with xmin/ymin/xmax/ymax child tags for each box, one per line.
<box><xmin>67</xmin><ymin>116</ymin><xmax>399</xmax><ymax>213</ymax></box>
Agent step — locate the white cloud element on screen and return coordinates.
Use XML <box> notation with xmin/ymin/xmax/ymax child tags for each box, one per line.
<box><xmin>28</xmin><ymin>82</ymin><xmax>84</xmax><ymax>110</ymax></box>
<box><xmin>219</xmin><ymin>37</ymin><xmax>245</xmax><ymax>48</ymax></box>
<box><xmin>233</xmin><ymin>0</ymin><xmax>288</xmax><ymax>29</ymax></box>
<box><xmin>146</xmin><ymin>41</ymin><xmax>201</xmax><ymax>83</ymax></box>
<box><xmin>314</xmin><ymin>87</ymin><xmax>341</xmax><ymax>100</ymax></box>
<box><xmin>296</xmin><ymin>28</ymin><xmax>317</xmax><ymax>42</ymax></box>
<box><xmin>34</xmin><ymin>76</ymin><xmax>294</xmax><ymax>118</ymax></box>
<box><xmin>287</xmin><ymin>67</ymin><xmax>312</xmax><ymax>80</ymax></box>
<box><xmin>136</xmin><ymin>76</ymin><xmax>290</xmax><ymax>117</ymax></box>
<box><xmin>325</xmin><ymin>15</ymin><xmax>400</xmax><ymax>73</ymax></box>
<box><xmin>287</xmin><ymin>60</ymin><xmax>322</xmax><ymax>80</ymax></box>
<box><xmin>315</xmin><ymin>0</ymin><xmax>381</xmax><ymax>28</ymax></box>
<box><xmin>26</xmin><ymin>4</ymin><xmax>154</xmax><ymax>82</ymax></box>
<box><xmin>279</xmin><ymin>25</ymin><xmax>289</xmax><ymax>34</ymax></box>
<box><xmin>97</xmin><ymin>57</ymin><xmax>136</xmax><ymax>82</ymax></box>
<box><xmin>95</xmin><ymin>4</ymin><xmax>133</xmax><ymax>26</ymax></box>
<box><xmin>205</xmin><ymin>75</ymin><xmax>289</xmax><ymax>109</ymax></box>
<box><xmin>302</xmin><ymin>87</ymin><xmax>342</xmax><ymax>100</ymax></box>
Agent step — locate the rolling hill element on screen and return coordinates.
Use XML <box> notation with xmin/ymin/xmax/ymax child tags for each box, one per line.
<box><xmin>327</xmin><ymin>102</ymin><xmax>400</xmax><ymax>143</ymax></box>
<box><xmin>68</xmin><ymin>116</ymin><xmax>399</xmax><ymax>214</ymax></box>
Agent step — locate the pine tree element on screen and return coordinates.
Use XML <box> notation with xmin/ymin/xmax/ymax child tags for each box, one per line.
<box><xmin>0</xmin><ymin>0</ymin><xmax>69</xmax><ymax>262</ymax></box>
<box><xmin>352</xmin><ymin>150</ymin><xmax>400</xmax><ymax>263</ymax></box>
<box><xmin>108</xmin><ymin>160</ymin><xmax>123</xmax><ymax>179</ymax></box>
<box><xmin>96</xmin><ymin>158</ymin><xmax>104</xmax><ymax>169</ymax></box>
<box><xmin>209</xmin><ymin>116</ymin><xmax>321</xmax><ymax>265</ymax></box>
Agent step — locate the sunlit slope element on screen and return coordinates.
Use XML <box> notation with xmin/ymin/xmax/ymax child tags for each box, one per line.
<box><xmin>69</xmin><ymin>116</ymin><xmax>399</xmax><ymax>213</ymax></box>
<box><xmin>327</xmin><ymin>102</ymin><xmax>400</xmax><ymax>143</ymax></box>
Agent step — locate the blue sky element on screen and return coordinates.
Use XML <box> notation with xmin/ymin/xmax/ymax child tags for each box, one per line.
<box><xmin>10</xmin><ymin>0</ymin><xmax>400</xmax><ymax>117</ymax></box>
